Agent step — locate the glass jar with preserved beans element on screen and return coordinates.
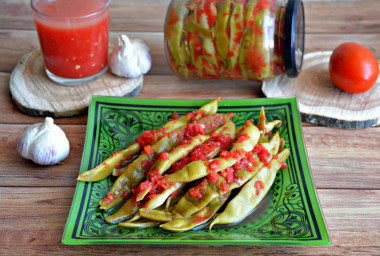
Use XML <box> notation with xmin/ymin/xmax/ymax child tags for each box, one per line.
<box><xmin>164</xmin><ymin>0</ymin><xmax>305</xmax><ymax>81</ymax></box>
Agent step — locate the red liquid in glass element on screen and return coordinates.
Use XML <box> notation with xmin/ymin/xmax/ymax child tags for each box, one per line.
<box><xmin>33</xmin><ymin>0</ymin><xmax>109</xmax><ymax>78</ymax></box>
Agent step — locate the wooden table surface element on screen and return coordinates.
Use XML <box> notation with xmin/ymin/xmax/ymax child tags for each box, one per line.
<box><xmin>1</xmin><ymin>0</ymin><xmax>380</xmax><ymax>255</ymax></box>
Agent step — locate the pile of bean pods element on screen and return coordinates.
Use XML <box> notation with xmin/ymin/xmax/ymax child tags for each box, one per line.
<box><xmin>77</xmin><ymin>98</ymin><xmax>289</xmax><ymax>232</ymax></box>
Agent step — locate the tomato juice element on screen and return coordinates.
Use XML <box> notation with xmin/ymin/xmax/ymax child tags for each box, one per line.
<box><xmin>32</xmin><ymin>0</ymin><xmax>110</xmax><ymax>82</ymax></box>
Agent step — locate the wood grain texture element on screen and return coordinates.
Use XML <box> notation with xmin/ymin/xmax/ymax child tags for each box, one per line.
<box><xmin>10</xmin><ymin>50</ymin><xmax>143</xmax><ymax>117</ymax></box>
<box><xmin>1</xmin><ymin>30</ymin><xmax>380</xmax><ymax>74</ymax></box>
<box><xmin>1</xmin><ymin>72</ymin><xmax>262</xmax><ymax>124</ymax></box>
<box><xmin>302</xmin><ymin>126</ymin><xmax>380</xmax><ymax>189</ymax></box>
<box><xmin>0</xmin><ymin>0</ymin><xmax>379</xmax><ymax>254</ymax></box>
<box><xmin>0</xmin><ymin>31</ymin><xmax>168</xmax><ymax>74</ymax></box>
<box><xmin>1</xmin><ymin>124</ymin><xmax>379</xmax><ymax>189</ymax></box>
<box><xmin>0</xmin><ymin>73</ymin><xmax>89</xmax><ymax>125</ymax></box>
<box><xmin>1</xmin><ymin>187</ymin><xmax>379</xmax><ymax>255</ymax></box>
<box><xmin>0</xmin><ymin>124</ymin><xmax>85</xmax><ymax>187</ymax></box>
<box><xmin>1</xmin><ymin>0</ymin><xmax>380</xmax><ymax>34</ymax></box>
<box><xmin>262</xmin><ymin>52</ymin><xmax>380</xmax><ymax>128</ymax></box>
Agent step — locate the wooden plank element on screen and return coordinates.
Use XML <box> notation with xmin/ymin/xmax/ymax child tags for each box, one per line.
<box><xmin>0</xmin><ymin>0</ymin><xmax>170</xmax><ymax>32</ymax></box>
<box><xmin>1</xmin><ymin>72</ymin><xmax>262</xmax><ymax>124</ymax></box>
<box><xmin>0</xmin><ymin>124</ymin><xmax>86</xmax><ymax>187</ymax></box>
<box><xmin>1</xmin><ymin>30</ymin><xmax>380</xmax><ymax>74</ymax></box>
<box><xmin>0</xmin><ymin>73</ymin><xmax>89</xmax><ymax>125</ymax></box>
<box><xmin>1</xmin><ymin>124</ymin><xmax>379</xmax><ymax>189</ymax></box>
<box><xmin>303</xmin><ymin>126</ymin><xmax>380</xmax><ymax>189</ymax></box>
<box><xmin>1</xmin><ymin>0</ymin><xmax>380</xmax><ymax>34</ymax></box>
<box><xmin>9</xmin><ymin>50</ymin><xmax>143</xmax><ymax>118</ymax></box>
<box><xmin>0</xmin><ymin>187</ymin><xmax>379</xmax><ymax>254</ymax></box>
<box><xmin>262</xmin><ymin>51</ymin><xmax>380</xmax><ymax>129</ymax></box>
<box><xmin>0</xmin><ymin>31</ymin><xmax>168</xmax><ymax>75</ymax></box>
<box><xmin>304</xmin><ymin>0</ymin><xmax>380</xmax><ymax>33</ymax></box>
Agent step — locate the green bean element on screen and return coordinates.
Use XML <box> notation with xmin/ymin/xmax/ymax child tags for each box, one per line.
<box><xmin>228</xmin><ymin>2</ymin><xmax>244</xmax><ymax>70</ymax></box>
<box><xmin>165</xmin><ymin>122</ymin><xmax>260</xmax><ymax>183</ymax></box>
<box><xmin>105</xmin><ymin>197</ymin><xmax>139</xmax><ymax>224</ymax></box>
<box><xmin>166</xmin><ymin>0</ymin><xmax>190</xmax><ymax>77</ymax></box>
<box><xmin>215</xmin><ymin>0</ymin><xmax>231</xmax><ymax>64</ymax></box>
<box><xmin>142</xmin><ymin>120</ymin><xmax>235</xmax><ymax>210</ymax></box>
<box><xmin>99</xmin><ymin>130</ymin><xmax>183</xmax><ymax>210</ymax></box>
<box><xmin>119</xmin><ymin>219</ymin><xmax>161</xmax><ymax>229</ymax></box>
<box><xmin>136</xmin><ymin>120</ymin><xmax>235</xmax><ymax>202</ymax></box>
<box><xmin>77</xmin><ymin>98</ymin><xmax>221</xmax><ymax>182</ymax></box>
<box><xmin>173</xmin><ymin>133</ymin><xmax>280</xmax><ymax>218</ymax></box>
<box><xmin>239</xmin><ymin>0</ymin><xmax>258</xmax><ymax>79</ymax></box>
<box><xmin>135</xmin><ymin>134</ymin><xmax>211</xmax><ymax>201</ymax></box>
<box><xmin>251</xmin><ymin>3</ymin><xmax>271</xmax><ymax>80</ymax></box>
<box><xmin>198</xmin><ymin>0</ymin><xmax>219</xmax><ymax>75</ymax></box>
<box><xmin>209</xmin><ymin>149</ymin><xmax>290</xmax><ymax>228</ymax></box>
<box><xmin>161</xmin><ymin>193</ymin><xmax>230</xmax><ymax>232</ymax></box>
<box><xmin>77</xmin><ymin>143</ymin><xmax>140</xmax><ymax>182</ymax></box>
<box><xmin>99</xmin><ymin>113</ymin><xmax>229</xmax><ymax>210</ymax></box>
<box><xmin>139</xmin><ymin>208</ymin><xmax>174</xmax><ymax>223</ymax></box>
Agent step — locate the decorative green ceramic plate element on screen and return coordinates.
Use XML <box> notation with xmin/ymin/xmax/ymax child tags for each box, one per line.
<box><xmin>62</xmin><ymin>96</ymin><xmax>330</xmax><ymax>245</ymax></box>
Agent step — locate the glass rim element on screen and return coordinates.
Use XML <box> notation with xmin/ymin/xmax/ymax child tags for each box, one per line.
<box><xmin>31</xmin><ymin>0</ymin><xmax>110</xmax><ymax>20</ymax></box>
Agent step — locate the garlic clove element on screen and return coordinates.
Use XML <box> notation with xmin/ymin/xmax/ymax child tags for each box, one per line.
<box><xmin>17</xmin><ymin>117</ymin><xmax>70</xmax><ymax>165</ymax></box>
<box><xmin>109</xmin><ymin>35</ymin><xmax>152</xmax><ymax>78</ymax></box>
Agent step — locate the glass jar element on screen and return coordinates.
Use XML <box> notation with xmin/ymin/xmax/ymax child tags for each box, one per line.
<box><xmin>31</xmin><ymin>0</ymin><xmax>110</xmax><ymax>86</ymax></box>
<box><xmin>164</xmin><ymin>0</ymin><xmax>305</xmax><ymax>81</ymax></box>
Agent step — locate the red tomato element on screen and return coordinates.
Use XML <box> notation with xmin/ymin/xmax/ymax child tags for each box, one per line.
<box><xmin>329</xmin><ymin>42</ymin><xmax>379</xmax><ymax>94</ymax></box>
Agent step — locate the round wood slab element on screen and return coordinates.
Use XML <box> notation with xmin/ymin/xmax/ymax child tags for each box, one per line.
<box><xmin>262</xmin><ymin>51</ymin><xmax>380</xmax><ymax>129</ymax></box>
<box><xmin>9</xmin><ymin>50</ymin><xmax>143</xmax><ymax>117</ymax></box>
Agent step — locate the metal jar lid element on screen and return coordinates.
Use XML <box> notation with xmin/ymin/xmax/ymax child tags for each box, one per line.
<box><xmin>284</xmin><ymin>0</ymin><xmax>305</xmax><ymax>77</ymax></box>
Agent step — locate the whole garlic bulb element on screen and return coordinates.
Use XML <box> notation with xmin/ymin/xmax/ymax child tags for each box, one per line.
<box><xmin>17</xmin><ymin>117</ymin><xmax>70</xmax><ymax>165</ymax></box>
<box><xmin>109</xmin><ymin>35</ymin><xmax>152</xmax><ymax>78</ymax></box>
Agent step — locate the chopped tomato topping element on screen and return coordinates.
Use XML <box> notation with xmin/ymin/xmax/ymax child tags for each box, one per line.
<box><xmin>211</xmin><ymin>132</ymin><xmax>233</xmax><ymax>150</ymax></box>
<box><xmin>220</xmin><ymin>150</ymin><xmax>233</xmax><ymax>160</ymax></box>
<box><xmin>242</xmin><ymin>120</ymin><xmax>254</xmax><ymax>130</ymax></box>
<box><xmin>185</xmin><ymin>110</ymin><xmax>206</xmax><ymax>122</ymax></box>
<box><xmin>254</xmin><ymin>180</ymin><xmax>265</xmax><ymax>196</ymax></box>
<box><xmin>281</xmin><ymin>162</ymin><xmax>288</xmax><ymax>169</ymax></box>
<box><xmin>191</xmin><ymin>141</ymin><xmax>220</xmax><ymax>161</ymax></box>
<box><xmin>141</xmin><ymin>158</ymin><xmax>155</xmax><ymax>171</ymax></box>
<box><xmin>134</xmin><ymin>180</ymin><xmax>153</xmax><ymax>199</ymax></box>
<box><xmin>143</xmin><ymin>145</ymin><xmax>153</xmax><ymax>155</ymax></box>
<box><xmin>159</xmin><ymin>151</ymin><xmax>170</xmax><ymax>161</ymax></box>
<box><xmin>115</xmin><ymin>162</ymin><xmax>123</xmax><ymax>169</ymax></box>
<box><xmin>237</xmin><ymin>133</ymin><xmax>250</xmax><ymax>143</ymax></box>
<box><xmin>220</xmin><ymin>167</ymin><xmax>234</xmax><ymax>183</ymax></box>
<box><xmin>167</xmin><ymin>157</ymin><xmax>192</xmax><ymax>174</ymax></box>
<box><xmin>209</xmin><ymin>159</ymin><xmax>221</xmax><ymax>171</ymax></box>
<box><xmin>103</xmin><ymin>192</ymin><xmax>115</xmax><ymax>203</ymax></box>
<box><xmin>220</xmin><ymin>182</ymin><xmax>230</xmax><ymax>192</ymax></box>
<box><xmin>189</xmin><ymin>180</ymin><xmax>207</xmax><ymax>199</ymax></box>
<box><xmin>136</xmin><ymin>130</ymin><xmax>155</xmax><ymax>148</ymax></box>
<box><xmin>253</xmin><ymin>143</ymin><xmax>271</xmax><ymax>164</ymax></box>
<box><xmin>172</xmin><ymin>111</ymin><xmax>179</xmax><ymax>120</ymax></box>
<box><xmin>185</xmin><ymin>123</ymin><xmax>205</xmax><ymax>139</ymax></box>
<box><xmin>207</xmin><ymin>171</ymin><xmax>219</xmax><ymax>183</ymax></box>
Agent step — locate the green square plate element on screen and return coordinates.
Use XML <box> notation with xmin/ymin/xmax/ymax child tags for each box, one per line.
<box><xmin>62</xmin><ymin>96</ymin><xmax>330</xmax><ymax>245</ymax></box>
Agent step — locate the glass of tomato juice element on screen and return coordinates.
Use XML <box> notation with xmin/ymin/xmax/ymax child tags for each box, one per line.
<box><xmin>31</xmin><ymin>0</ymin><xmax>110</xmax><ymax>86</ymax></box>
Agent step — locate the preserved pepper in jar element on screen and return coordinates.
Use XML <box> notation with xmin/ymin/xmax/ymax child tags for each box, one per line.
<box><xmin>164</xmin><ymin>0</ymin><xmax>305</xmax><ymax>81</ymax></box>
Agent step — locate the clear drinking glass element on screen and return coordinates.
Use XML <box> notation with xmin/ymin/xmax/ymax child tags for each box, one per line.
<box><xmin>31</xmin><ymin>0</ymin><xmax>110</xmax><ymax>86</ymax></box>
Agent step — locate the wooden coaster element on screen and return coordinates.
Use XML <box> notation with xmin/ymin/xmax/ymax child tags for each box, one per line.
<box><xmin>9</xmin><ymin>49</ymin><xmax>143</xmax><ymax>117</ymax></box>
<box><xmin>262</xmin><ymin>51</ymin><xmax>380</xmax><ymax>129</ymax></box>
